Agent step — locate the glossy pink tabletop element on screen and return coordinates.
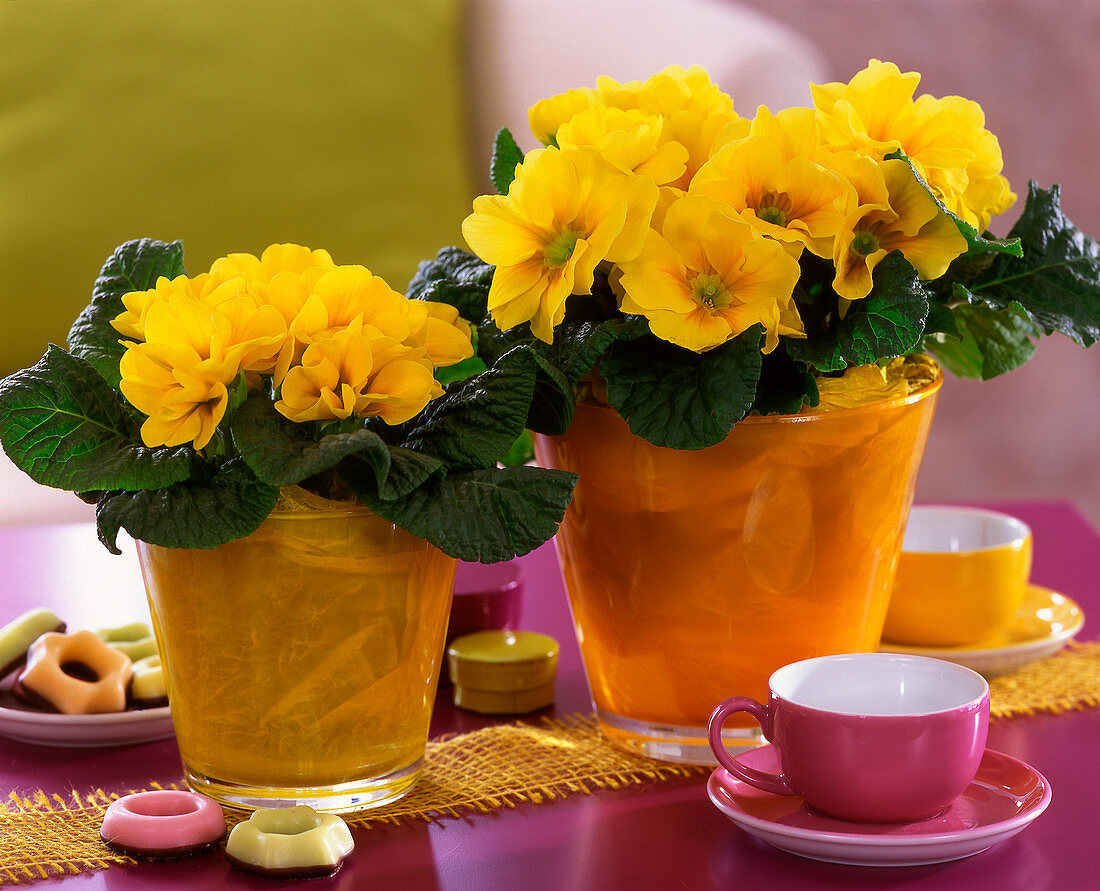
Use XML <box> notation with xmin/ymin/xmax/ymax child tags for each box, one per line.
<box><xmin>0</xmin><ymin>501</ymin><xmax>1096</xmax><ymax>890</ymax></box>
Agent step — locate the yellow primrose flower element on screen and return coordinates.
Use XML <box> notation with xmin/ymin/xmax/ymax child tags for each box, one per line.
<box><xmin>461</xmin><ymin>146</ymin><xmax>659</xmax><ymax>343</ymax></box>
<box><xmin>691</xmin><ymin>134</ymin><xmax>852</xmax><ymax>258</ymax></box>
<box><xmin>405</xmin><ymin>300</ymin><xmax>475</xmax><ymax>368</ymax></box>
<box><xmin>209</xmin><ymin>243</ymin><xmax>335</xmax><ymax>283</ymax></box>
<box><xmin>616</xmin><ymin>195</ymin><xmax>803</xmax><ymax>353</ymax></box>
<box><xmin>119</xmin><ymin>340</ymin><xmax>241</xmax><ymax>450</ymax></box>
<box><xmin>812</xmin><ymin>60</ymin><xmax>1015</xmax><ymax>230</ymax></box>
<box><xmin>275</xmin><ymin>326</ymin><xmax>442</xmax><ymax>425</ymax></box>
<box><xmin>832</xmin><ymin>157</ymin><xmax>968</xmax><ymax>301</ymax></box>
<box><xmin>556</xmin><ymin>106</ymin><xmax>689</xmax><ymax>186</ymax></box>
<box><xmin>112</xmin><ymin>273</ymin><xmax>241</xmax><ymax>341</ymax></box>
<box><xmin>529</xmin><ymin>87</ymin><xmax>599</xmax><ymax>146</ymax></box>
<box><xmin>289</xmin><ymin>265</ymin><xmax>414</xmax><ymax>352</ymax></box>
<box><xmin>596</xmin><ymin>65</ymin><xmax>743</xmax><ymax>189</ymax></box>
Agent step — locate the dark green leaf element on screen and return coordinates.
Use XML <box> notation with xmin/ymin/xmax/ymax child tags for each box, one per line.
<box><xmin>924</xmin><ymin>299</ymin><xmax>960</xmax><ymax>338</ymax></box>
<box><xmin>602</xmin><ymin>327</ymin><xmax>764</xmax><ymax>450</ymax></box>
<box><xmin>787</xmin><ymin>252</ymin><xmax>929</xmax><ymax>372</ymax></box>
<box><xmin>0</xmin><ymin>345</ymin><xmax>195</xmax><ymax>492</ymax></box>
<box><xmin>500</xmin><ymin>429</ymin><xmax>534</xmax><ymax>466</ymax></box>
<box><xmin>751</xmin><ymin>348</ymin><xmax>820</xmax><ymax>415</ymax></box>
<box><xmin>95</xmin><ymin>458</ymin><xmax>278</xmax><ymax>554</ymax></box>
<box><xmin>965</xmin><ymin>182</ymin><xmax>1100</xmax><ymax>347</ymax></box>
<box><xmin>360</xmin><ymin>465</ymin><xmax>577</xmax><ymax>562</ymax></box>
<box><xmin>403</xmin><ymin>347</ymin><xmax>537</xmax><ymax>470</ymax></box>
<box><xmin>924</xmin><ymin>293</ymin><xmax>1038</xmax><ymax>380</ymax></box>
<box><xmin>490</xmin><ymin>127</ymin><xmax>525</xmax><ymax>195</ymax></box>
<box><xmin>230</xmin><ymin>394</ymin><xmax>393</xmax><ymax>487</ymax></box>
<box><xmin>405</xmin><ymin>247</ymin><xmax>494</xmax><ymax>323</ymax></box>
<box><xmin>883</xmin><ymin>150</ymin><xmax>1022</xmax><ymax>257</ymax></box>
<box><xmin>67</xmin><ymin>239</ymin><xmax>186</xmax><ymax>387</ymax></box>
<box><xmin>339</xmin><ymin>445</ymin><xmax>446</xmax><ymax>502</ymax></box>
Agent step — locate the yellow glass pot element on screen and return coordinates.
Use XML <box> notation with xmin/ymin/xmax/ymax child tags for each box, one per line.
<box><xmin>136</xmin><ymin>506</ymin><xmax>456</xmax><ymax>813</ymax></box>
<box><xmin>882</xmin><ymin>506</ymin><xmax>1033</xmax><ymax>647</ymax></box>
<box><xmin>534</xmin><ymin>366</ymin><xmax>941</xmax><ymax>763</ymax></box>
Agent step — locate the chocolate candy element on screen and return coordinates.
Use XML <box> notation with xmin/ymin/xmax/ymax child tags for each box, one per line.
<box><xmin>14</xmin><ymin>630</ymin><xmax>132</xmax><ymax>714</ymax></box>
<box><xmin>225</xmin><ymin>806</ymin><xmax>354</xmax><ymax>879</ymax></box>
<box><xmin>0</xmin><ymin>608</ymin><xmax>65</xmax><ymax>679</ymax></box>
<box><xmin>100</xmin><ymin>790</ymin><xmax>226</xmax><ymax>859</ymax></box>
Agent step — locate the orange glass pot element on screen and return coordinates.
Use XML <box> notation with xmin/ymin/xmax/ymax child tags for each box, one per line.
<box><xmin>534</xmin><ymin>366</ymin><xmax>941</xmax><ymax>763</ymax></box>
<box><xmin>136</xmin><ymin>506</ymin><xmax>456</xmax><ymax>812</ymax></box>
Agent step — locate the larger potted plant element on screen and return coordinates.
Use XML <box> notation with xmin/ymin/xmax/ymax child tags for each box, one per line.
<box><xmin>413</xmin><ymin>60</ymin><xmax>1100</xmax><ymax>761</ymax></box>
<box><xmin>0</xmin><ymin>241</ymin><xmax>577</xmax><ymax>809</ymax></box>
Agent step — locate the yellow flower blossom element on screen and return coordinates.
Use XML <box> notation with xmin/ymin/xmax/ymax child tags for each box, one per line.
<box><xmin>831</xmin><ymin>157</ymin><xmax>968</xmax><ymax>301</ymax></box>
<box><xmin>616</xmin><ymin>196</ymin><xmax>803</xmax><ymax>353</ymax></box>
<box><xmin>556</xmin><ymin>106</ymin><xmax>688</xmax><ymax>186</ymax></box>
<box><xmin>812</xmin><ymin>60</ymin><xmax>1015</xmax><ymax>230</ymax></box>
<box><xmin>405</xmin><ymin>300</ymin><xmax>475</xmax><ymax>368</ymax></box>
<box><xmin>691</xmin><ymin>134</ymin><xmax>852</xmax><ymax>258</ymax></box>
<box><xmin>529</xmin><ymin>87</ymin><xmax>599</xmax><ymax>146</ymax></box>
<box><xmin>461</xmin><ymin>146</ymin><xmax>659</xmax><ymax>343</ymax></box>
<box><xmin>275</xmin><ymin>324</ymin><xmax>442</xmax><ymax>425</ymax></box>
<box><xmin>112</xmin><ymin>273</ymin><xmax>240</xmax><ymax>341</ymax></box>
<box><xmin>290</xmin><ymin>265</ymin><xmax>414</xmax><ymax>349</ymax></box>
<box><xmin>597</xmin><ymin>65</ymin><xmax>743</xmax><ymax>189</ymax></box>
<box><xmin>119</xmin><ymin>339</ymin><xmax>239</xmax><ymax>450</ymax></box>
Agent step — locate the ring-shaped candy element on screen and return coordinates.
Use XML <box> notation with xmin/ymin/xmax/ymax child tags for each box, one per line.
<box><xmin>225</xmin><ymin>805</ymin><xmax>354</xmax><ymax>879</ymax></box>
<box><xmin>130</xmin><ymin>654</ymin><xmax>168</xmax><ymax>708</ymax></box>
<box><xmin>15</xmin><ymin>630</ymin><xmax>132</xmax><ymax>714</ymax></box>
<box><xmin>0</xmin><ymin>608</ymin><xmax>65</xmax><ymax>679</ymax></box>
<box><xmin>100</xmin><ymin>790</ymin><xmax>226</xmax><ymax>859</ymax></box>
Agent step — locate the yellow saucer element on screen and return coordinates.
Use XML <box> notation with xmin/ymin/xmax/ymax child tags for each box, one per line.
<box><xmin>879</xmin><ymin>585</ymin><xmax>1084</xmax><ymax>678</ymax></box>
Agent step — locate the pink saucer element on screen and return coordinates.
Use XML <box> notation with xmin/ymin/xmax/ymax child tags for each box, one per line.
<box><xmin>708</xmin><ymin>745</ymin><xmax>1051</xmax><ymax>867</ymax></box>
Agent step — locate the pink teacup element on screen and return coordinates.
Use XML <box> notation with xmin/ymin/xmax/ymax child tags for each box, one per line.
<box><xmin>708</xmin><ymin>653</ymin><xmax>989</xmax><ymax>823</ymax></box>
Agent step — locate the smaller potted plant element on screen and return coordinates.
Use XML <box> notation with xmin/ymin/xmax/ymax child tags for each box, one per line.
<box><xmin>0</xmin><ymin>239</ymin><xmax>577</xmax><ymax>810</ymax></box>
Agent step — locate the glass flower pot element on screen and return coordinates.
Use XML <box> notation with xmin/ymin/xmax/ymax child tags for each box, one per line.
<box><xmin>534</xmin><ymin>365</ymin><xmax>942</xmax><ymax>763</ymax></box>
<box><xmin>136</xmin><ymin>505</ymin><xmax>456</xmax><ymax>812</ymax></box>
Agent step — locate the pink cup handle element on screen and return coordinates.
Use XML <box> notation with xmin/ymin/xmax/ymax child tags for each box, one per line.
<box><xmin>707</xmin><ymin>697</ymin><xmax>795</xmax><ymax>796</ymax></box>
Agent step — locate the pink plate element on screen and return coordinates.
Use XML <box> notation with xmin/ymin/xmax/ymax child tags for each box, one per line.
<box><xmin>708</xmin><ymin>746</ymin><xmax>1051</xmax><ymax>867</ymax></box>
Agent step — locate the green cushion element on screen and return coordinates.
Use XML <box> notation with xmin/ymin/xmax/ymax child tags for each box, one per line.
<box><xmin>0</xmin><ymin>0</ymin><xmax>473</xmax><ymax>376</ymax></box>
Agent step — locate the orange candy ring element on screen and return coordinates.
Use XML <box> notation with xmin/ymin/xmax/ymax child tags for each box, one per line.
<box><xmin>14</xmin><ymin>630</ymin><xmax>132</xmax><ymax>714</ymax></box>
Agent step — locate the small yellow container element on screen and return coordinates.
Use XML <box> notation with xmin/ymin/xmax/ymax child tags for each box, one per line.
<box><xmin>447</xmin><ymin>631</ymin><xmax>559</xmax><ymax>715</ymax></box>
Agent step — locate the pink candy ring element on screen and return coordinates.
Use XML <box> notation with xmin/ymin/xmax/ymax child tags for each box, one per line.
<box><xmin>100</xmin><ymin>790</ymin><xmax>226</xmax><ymax>859</ymax></box>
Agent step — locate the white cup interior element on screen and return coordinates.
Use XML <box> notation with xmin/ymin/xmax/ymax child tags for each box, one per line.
<box><xmin>771</xmin><ymin>654</ymin><xmax>988</xmax><ymax>716</ymax></box>
<box><xmin>902</xmin><ymin>506</ymin><xmax>1030</xmax><ymax>553</ymax></box>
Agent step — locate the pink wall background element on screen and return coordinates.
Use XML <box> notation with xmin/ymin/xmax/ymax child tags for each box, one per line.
<box><xmin>734</xmin><ymin>0</ymin><xmax>1100</xmax><ymax>526</ymax></box>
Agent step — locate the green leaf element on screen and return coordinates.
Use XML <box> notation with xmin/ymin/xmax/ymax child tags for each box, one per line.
<box><xmin>883</xmin><ymin>151</ymin><xmax>1022</xmax><ymax>257</ymax></box>
<box><xmin>475</xmin><ymin>317</ymin><xmax>648</xmax><ymax>436</ymax></box>
<box><xmin>67</xmin><ymin>239</ymin><xmax>186</xmax><ymax>387</ymax></box>
<box><xmin>601</xmin><ymin>327</ymin><xmax>764</xmax><ymax>450</ymax></box>
<box><xmin>0</xmin><ymin>345</ymin><xmax>195</xmax><ymax>492</ymax></box>
<box><xmin>965</xmin><ymin>182</ymin><xmax>1100</xmax><ymax>347</ymax></box>
<box><xmin>95</xmin><ymin>458</ymin><xmax>278</xmax><ymax>554</ymax></box>
<box><xmin>402</xmin><ymin>347</ymin><xmax>538</xmax><ymax>470</ymax></box>
<box><xmin>490</xmin><ymin>127</ymin><xmax>524</xmax><ymax>195</ymax></box>
<box><xmin>405</xmin><ymin>247</ymin><xmax>494</xmax><ymax>323</ymax></box>
<box><xmin>924</xmin><ymin>294</ymin><xmax>1038</xmax><ymax>380</ymax></box>
<box><xmin>751</xmin><ymin>348</ymin><xmax>820</xmax><ymax>416</ymax></box>
<box><xmin>231</xmin><ymin>394</ymin><xmax>393</xmax><ymax>487</ymax></box>
<box><xmin>787</xmin><ymin>252</ymin><xmax>929</xmax><ymax>372</ymax></box>
<box><xmin>339</xmin><ymin>445</ymin><xmax>446</xmax><ymax>502</ymax></box>
<box><xmin>360</xmin><ymin>465</ymin><xmax>578</xmax><ymax>562</ymax></box>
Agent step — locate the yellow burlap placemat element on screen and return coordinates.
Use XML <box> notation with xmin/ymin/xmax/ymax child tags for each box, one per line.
<box><xmin>0</xmin><ymin>714</ymin><xmax>700</xmax><ymax>885</ymax></box>
<box><xmin>3</xmin><ymin>643</ymin><xmax>1098</xmax><ymax>885</ymax></box>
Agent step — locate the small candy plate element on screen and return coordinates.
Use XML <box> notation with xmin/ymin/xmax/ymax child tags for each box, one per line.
<box><xmin>708</xmin><ymin>745</ymin><xmax>1051</xmax><ymax>867</ymax></box>
<box><xmin>0</xmin><ymin>701</ymin><xmax>174</xmax><ymax>747</ymax></box>
<box><xmin>879</xmin><ymin>584</ymin><xmax>1084</xmax><ymax>677</ymax></box>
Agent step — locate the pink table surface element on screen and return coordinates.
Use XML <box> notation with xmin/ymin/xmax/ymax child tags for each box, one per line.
<box><xmin>1</xmin><ymin>500</ymin><xmax>1096</xmax><ymax>890</ymax></box>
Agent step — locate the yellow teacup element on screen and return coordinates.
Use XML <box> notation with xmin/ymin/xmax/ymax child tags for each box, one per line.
<box><xmin>883</xmin><ymin>506</ymin><xmax>1033</xmax><ymax>647</ymax></box>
